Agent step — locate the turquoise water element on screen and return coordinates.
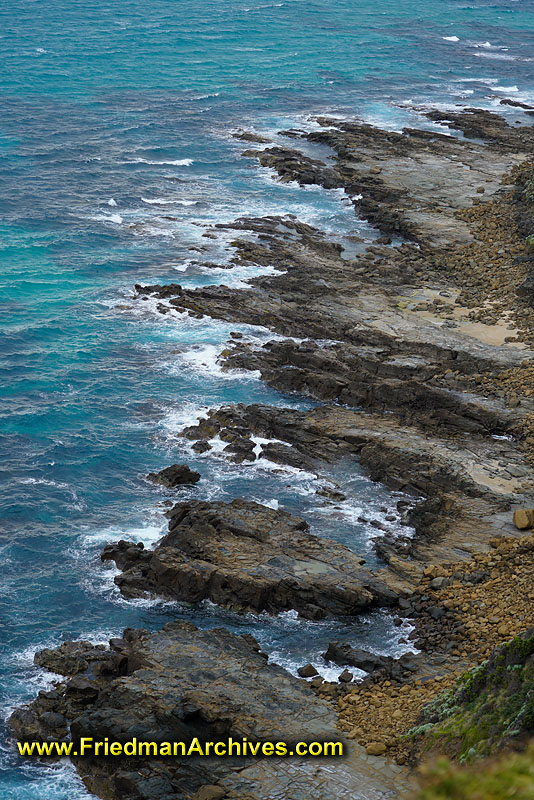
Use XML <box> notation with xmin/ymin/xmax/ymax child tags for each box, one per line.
<box><xmin>1</xmin><ymin>0</ymin><xmax>534</xmax><ymax>796</ymax></box>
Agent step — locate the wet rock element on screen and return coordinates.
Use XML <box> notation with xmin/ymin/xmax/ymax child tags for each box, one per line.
<box><xmin>192</xmin><ymin>440</ymin><xmax>211</xmax><ymax>454</ymax></box>
<box><xmin>11</xmin><ymin>621</ymin><xmax>352</xmax><ymax>800</ymax></box>
<box><xmin>34</xmin><ymin>641</ymin><xmax>109</xmax><ymax>676</ymax></box>
<box><xmin>244</xmin><ymin>146</ymin><xmax>344</xmax><ymax>190</ymax></box>
<box><xmin>298</xmin><ymin>664</ymin><xmax>319</xmax><ymax>678</ymax></box>
<box><xmin>232</xmin><ymin>130</ymin><xmax>272</xmax><ymax>144</ymax></box>
<box><xmin>147</xmin><ymin>464</ymin><xmax>201</xmax><ymax>488</ymax></box>
<box><xmin>323</xmin><ymin>642</ymin><xmax>419</xmax><ymax>680</ymax></box>
<box><xmin>316</xmin><ymin>486</ymin><xmax>347</xmax><ymax>502</ymax></box>
<box><xmin>102</xmin><ymin>499</ymin><xmax>396</xmax><ymax>618</ymax></box>
<box><xmin>222</xmin><ymin>438</ymin><xmax>256</xmax><ymax>463</ymax></box>
<box><xmin>260</xmin><ymin>442</ymin><xmax>315</xmax><ymax>471</ymax></box>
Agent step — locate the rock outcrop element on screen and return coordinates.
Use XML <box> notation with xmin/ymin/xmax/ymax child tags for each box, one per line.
<box><xmin>147</xmin><ymin>464</ymin><xmax>201</xmax><ymax>488</ymax></box>
<box><xmin>10</xmin><ymin>622</ymin><xmax>412</xmax><ymax>800</ymax></box>
<box><xmin>102</xmin><ymin>499</ymin><xmax>397</xmax><ymax>618</ymax></box>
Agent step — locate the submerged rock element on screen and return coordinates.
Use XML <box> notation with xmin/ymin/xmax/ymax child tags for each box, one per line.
<box><xmin>102</xmin><ymin>498</ymin><xmax>397</xmax><ymax>618</ymax></box>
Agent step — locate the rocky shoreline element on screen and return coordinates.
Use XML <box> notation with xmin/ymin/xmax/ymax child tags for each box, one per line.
<box><xmin>11</xmin><ymin>107</ymin><xmax>534</xmax><ymax>798</ymax></box>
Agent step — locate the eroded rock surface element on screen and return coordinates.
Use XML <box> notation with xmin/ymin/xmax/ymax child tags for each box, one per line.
<box><xmin>179</xmin><ymin>403</ymin><xmax>534</xmax><ymax>570</ymax></box>
<box><xmin>10</xmin><ymin>622</ymin><xmax>416</xmax><ymax>800</ymax></box>
<box><xmin>102</xmin><ymin>499</ymin><xmax>397</xmax><ymax>618</ymax></box>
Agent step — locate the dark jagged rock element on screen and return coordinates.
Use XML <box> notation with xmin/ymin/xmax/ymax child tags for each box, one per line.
<box><xmin>323</xmin><ymin>642</ymin><xmax>420</xmax><ymax>681</ymax></box>
<box><xmin>9</xmin><ymin>622</ymin><xmax>359</xmax><ymax>800</ymax></box>
<box><xmin>243</xmin><ymin>146</ymin><xmax>344</xmax><ymax>190</ymax></box>
<box><xmin>178</xmin><ymin>402</ymin><xmax>534</xmax><ymax>570</ymax></box>
<box><xmin>297</xmin><ymin>663</ymin><xmax>319</xmax><ymax>678</ymax></box>
<box><xmin>147</xmin><ymin>464</ymin><xmax>201</xmax><ymax>488</ymax></box>
<box><xmin>101</xmin><ymin>499</ymin><xmax>397</xmax><ymax>618</ymax></box>
<box><xmin>232</xmin><ymin>130</ymin><xmax>272</xmax><ymax>143</ymax></box>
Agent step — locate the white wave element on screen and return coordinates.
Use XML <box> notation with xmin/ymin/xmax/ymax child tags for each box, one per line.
<box><xmin>250</xmin><ymin>435</ymin><xmax>288</xmax><ymax>457</ymax></box>
<box><xmin>453</xmin><ymin>77</ymin><xmax>498</xmax><ymax>84</ymax></box>
<box><xmin>195</xmin><ymin>262</ymin><xmax>285</xmax><ymax>288</ymax></box>
<box><xmin>80</xmin><ymin>521</ymin><xmax>166</xmax><ymax>547</ymax></box>
<box><xmin>19</xmin><ymin>476</ymin><xmax>84</xmax><ymax>509</ymax></box>
<box><xmin>131</xmin><ymin>222</ymin><xmax>175</xmax><ymax>238</ymax></box>
<box><xmin>442</xmin><ymin>35</ymin><xmax>460</xmax><ymax>42</ymax></box>
<box><xmin>493</xmin><ymin>85</ymin><xmax>519</xmax><ymax>93</ymax></box>
<box><xmin>159</xmin><ymin>402</ymin><xmax>211</xmax><ymax>434</ymax></box>
<box><xmin>126</xmin><ymin>157</ymin><xmax>194</xmax><ymax>166</ymax></box>
<box><xmin>89</xmin><ymin>211</ymin><xmax>125</xmax><ymax>225</ymax></box>
<box><xmin>198</xmin><ymin>433</ymin><xmax>317</xmax><ymax>482</ymax></box>
<box><xmin>141</xmin><ymin>197</ymin><xmax>198</xmax><ymax>206</ymax></box>
<box><xmin>107</xmin><ymin>213</ymin><xmax>123</xmax><ymax>224</ymax></box>
<box><xmin>14</xmin><ymin>761</ymin><xmax>96</xmax><ymax>800</ymax></box>
<box><xmin>474</xmin><ymin>52</ymin><xmax>532</xmax><ymax>62</ymax></box>
<box><xmin>172</xmin><ymin>259</ymin><xmax>195</xmax><ymax>272</ymax></box>
<box><xmin>165</xmin><ymin>343</ymin><xmax>261</xmax><ymax>381</ymax></box>
<box><xmin>107</xmin><ymin>197</ymin><xmax>118</xmax><ymax>206</ymax></box>
<box><xmin>253</xmin><ymin>454</ymin><xmax>317</xmax><ymax>480</ymax></box>
<box><xmin>20</xmin><ymin>477</ymin><xmax>68</xmax><ymax>489</ymax></box>
<box><xmin>268</xmin><ymin>648</ymin><xmax>362</xmax><ymax>682</ymax></box>
<box><xmin>35</xmin><ymin>47</ymin><xmax>47</xmax><ymax>53</ymax></box>
<box><xmin>263</xmin><ymin>498</ymin><xmax>279</xmax><ymax>510</ymax></box>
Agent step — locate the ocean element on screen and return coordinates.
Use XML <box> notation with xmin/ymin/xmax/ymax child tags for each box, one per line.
<box><xmin>1</xmin><ymin>0</ymin><xmax>533</xmax><ymax>795</ymax></box>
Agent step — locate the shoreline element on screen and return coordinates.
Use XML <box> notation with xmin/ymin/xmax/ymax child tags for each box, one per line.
<box><xmin>10</xmin><ymin>106</ymin><xmax>534</xmax><ymax>799</ymax></box>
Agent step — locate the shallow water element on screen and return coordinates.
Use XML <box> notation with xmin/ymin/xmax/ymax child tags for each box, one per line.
<box><xmin>1</xmin><ymin>0</ymin><xmax>534</xmax><ymax>796</ymax></box>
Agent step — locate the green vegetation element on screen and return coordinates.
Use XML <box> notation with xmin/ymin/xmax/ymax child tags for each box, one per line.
<box><xmin>417</xmin><ymin>746</ymin><xmax>534</xmax><ymax>799</ymax></box>
<box><xmin>408</xmin><ymin>632</ymin><xmax>534</xmax><ymax>763</ymax></box>
<box><xmin>522</xmin><ymin>168</ymin><xmax>534</xmax><ymax>205</ymax></box>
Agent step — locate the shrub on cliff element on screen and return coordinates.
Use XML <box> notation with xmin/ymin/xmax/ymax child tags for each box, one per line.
<box><xmin>408</xmin><ymin>630</ymin><xmax>534</xmax><ymax>763</ymax></box>
<box><xmin>417</xmin><ymin>745</ymin><xmax>534</xmax><ymax>800</ymax></box>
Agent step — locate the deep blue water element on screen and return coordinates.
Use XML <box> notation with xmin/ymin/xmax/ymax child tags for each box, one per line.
<box><xmin>1</xmin><ymin>0</ymin><xmax>534</xmax><ymax>796</ymax></box>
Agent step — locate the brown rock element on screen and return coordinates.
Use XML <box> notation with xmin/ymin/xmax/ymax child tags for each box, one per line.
<box><xmin>103</xmin><ymin>499</ymin><xmax>396</xmax><ymax>618</ymax></box>
<box><xmin>366</xmin><ymin>742</ymin><xmax>387</xmax><ymax>756</ymax></box>
<box><xmin>191</xmin><ymin>787</ymin><xmax>226</xmax><ymax>800</ymax></box>
<box><xmin>298</xmin><ymin>663</ymin><xmax>319</xmax><ymax>678</ymax></box>
<box><xmin>513</xmin><ymin>509</ymin><xmax>534</xmax><ymax>530</ymax></box>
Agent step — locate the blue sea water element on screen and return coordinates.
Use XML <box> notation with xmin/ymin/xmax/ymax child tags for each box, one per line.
<box><xmin>1</xmin><ymin>0</ymin><xmax>534</xmax><ymax>796</ymax></box>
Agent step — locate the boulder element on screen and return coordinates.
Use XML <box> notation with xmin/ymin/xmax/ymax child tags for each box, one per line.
<box><xmin>147</xmin><ymin>464</ymin><xmax>201</xmax><ymax>488</ymax></box>
<box><xmin>513</xmin><ymin>508</ymin><xmax>534</xmax><ymax>530</ymax></box>
<box><xmin>191</xmin><ymin>788</ymin><xmax>226</xmax><ymax>800</ymax></box>
<box><xmin>298</xmin><ymin>664</ymin><xmax>319</xmax><ymax>678</ymax></box>
<box><xmin>366</xmin><ymin>742</ymin><xmax>387</xmax><ymax>756</ymax></box>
